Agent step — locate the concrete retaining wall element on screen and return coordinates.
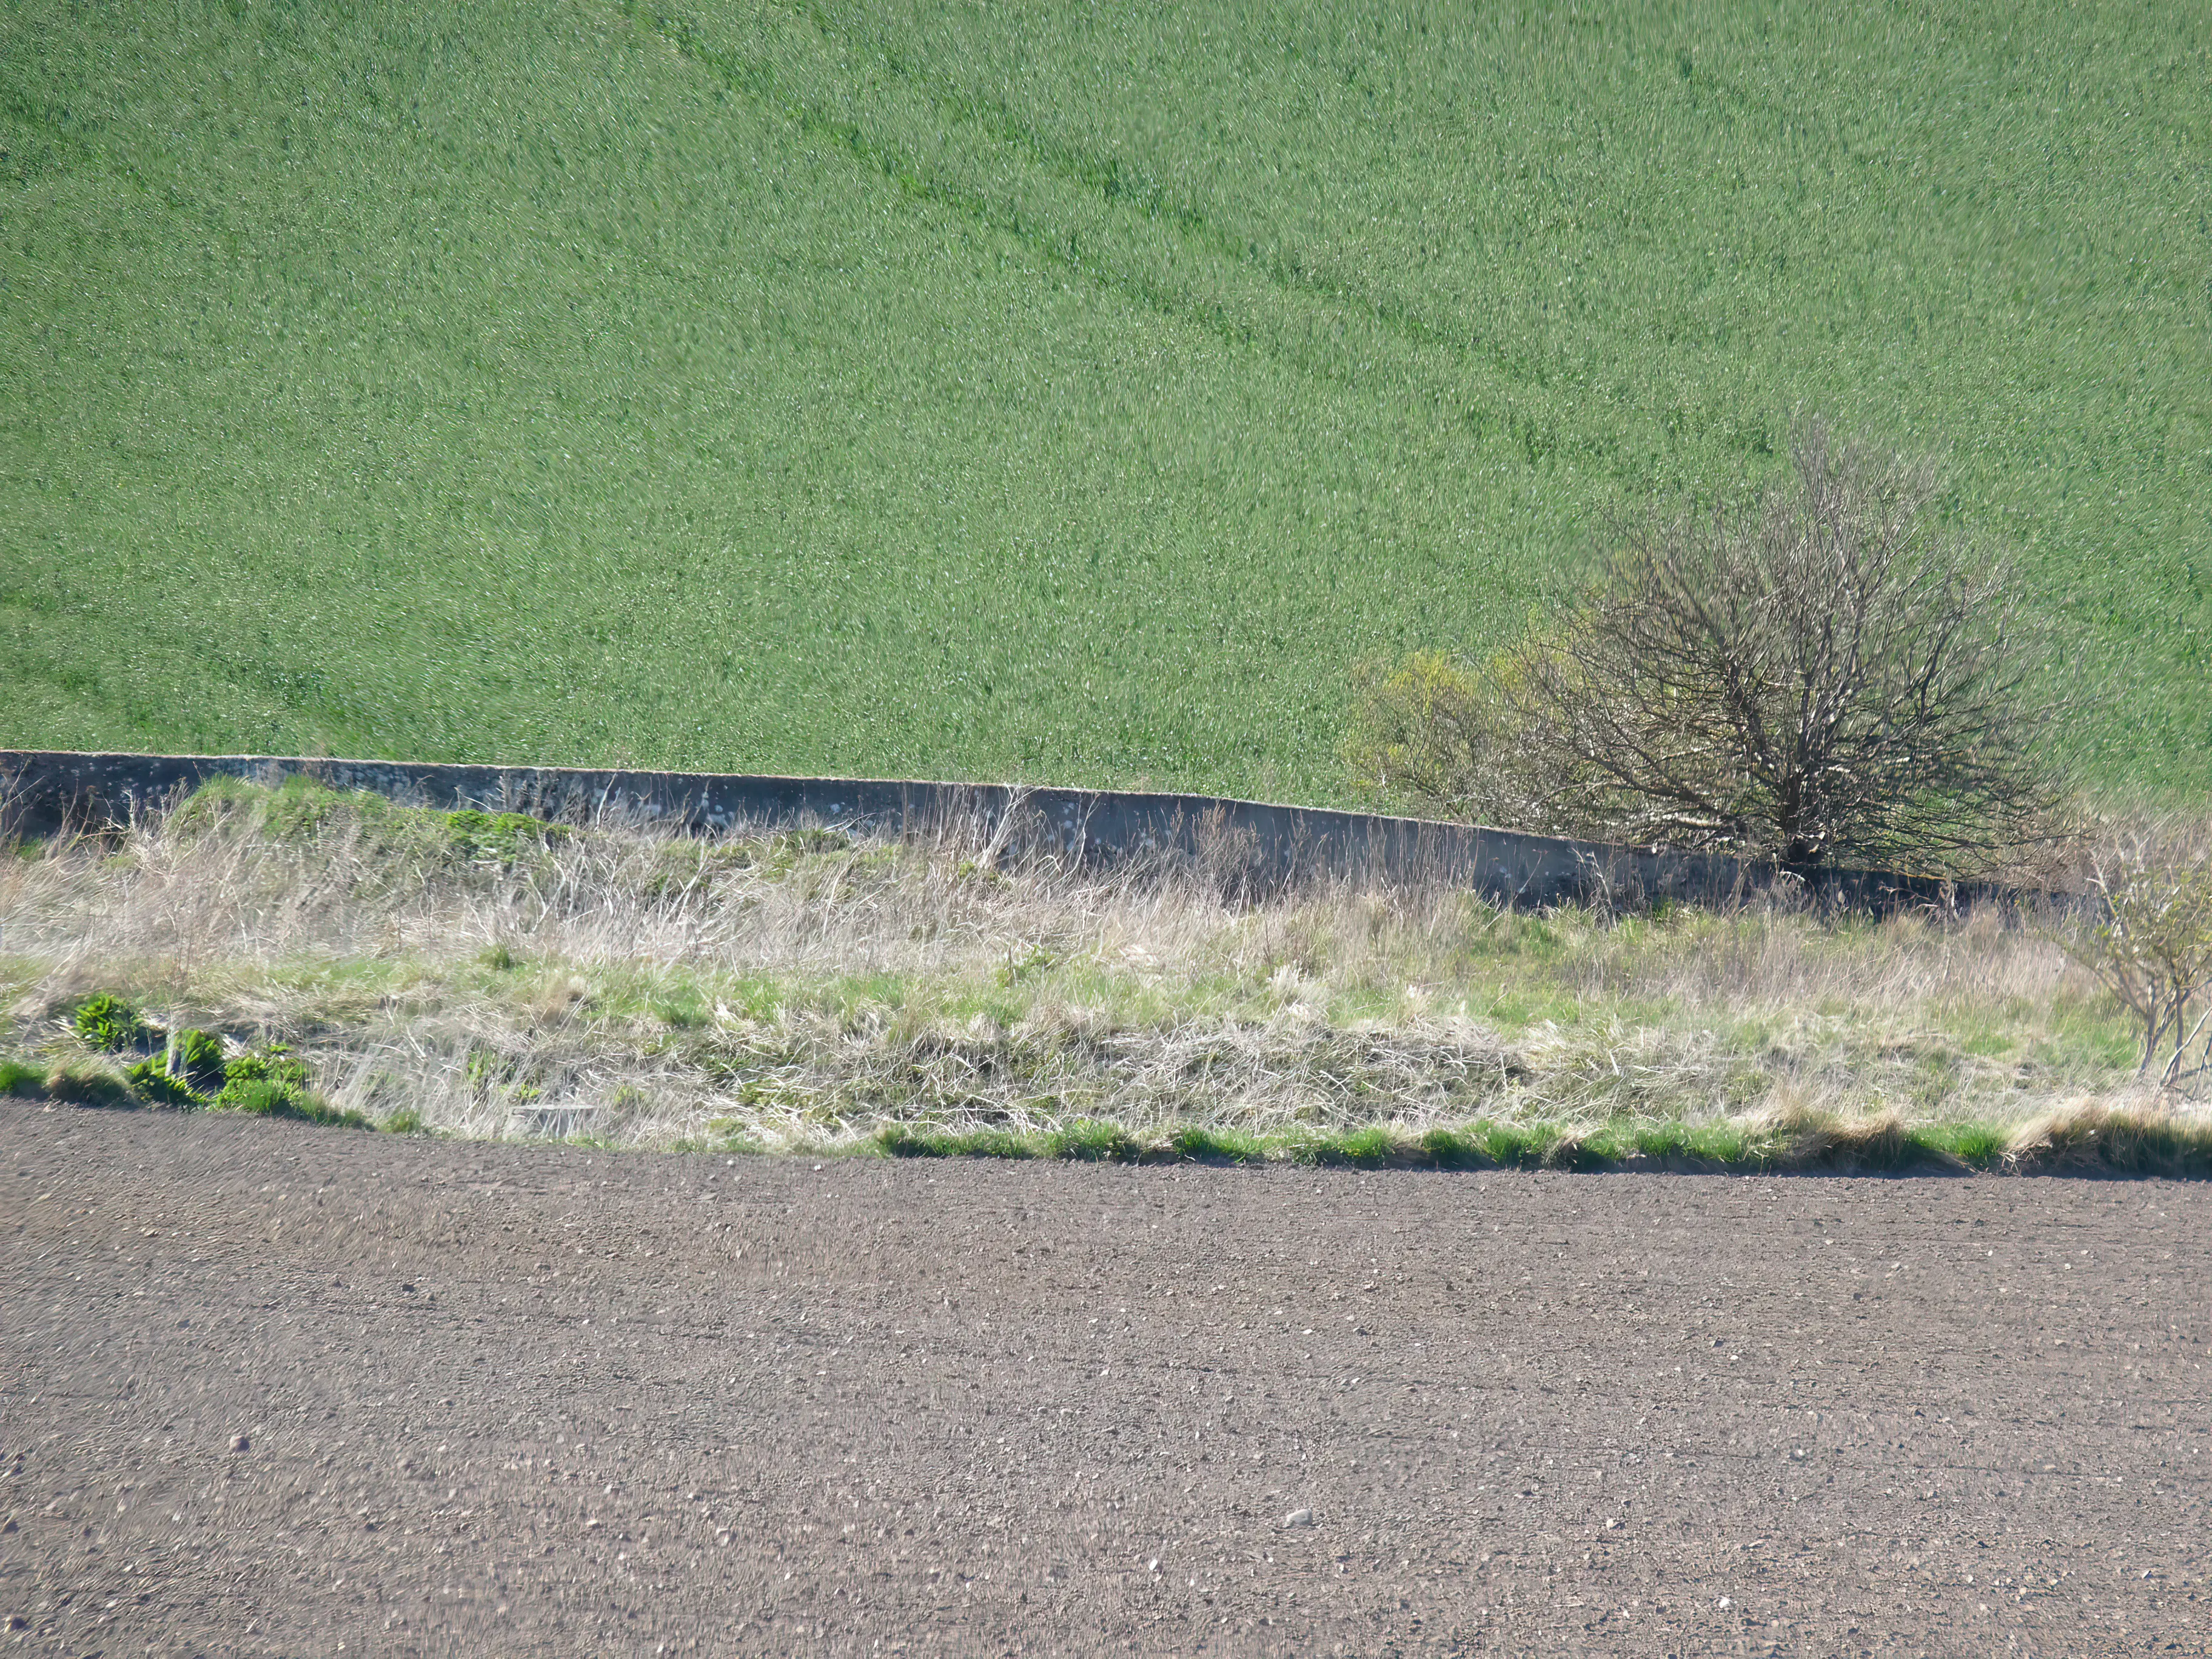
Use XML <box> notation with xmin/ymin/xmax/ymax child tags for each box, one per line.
<box><xmin>0</xmin><ymin>749</ymin><xmax>1989</xmax><ymax>912</ymax></box>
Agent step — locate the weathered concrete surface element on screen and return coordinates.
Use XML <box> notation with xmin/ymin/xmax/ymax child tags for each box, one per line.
<box><xmin>0</xmin><ymin>748</ymin><xmax>1977</xmax><ymax>911</ymax></box>
<box><xmin>4</xmin><ymin>1104</ymin><xmax>2205</xmax><ymax>1655</ymax></box>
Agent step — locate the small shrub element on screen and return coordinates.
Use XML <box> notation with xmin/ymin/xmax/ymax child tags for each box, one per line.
<box><xmin>1343</xmin><ymin>649</ymin><xmax>1566</xmax><ymax>830</ymax></box>
<box><xmin>73</xmin><ymin>993</ymin><xmax>152</xmax><ymax>1053</ymax></box>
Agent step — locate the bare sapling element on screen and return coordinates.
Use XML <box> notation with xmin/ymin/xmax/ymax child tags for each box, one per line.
<box><xmin>2063</xmin><ymin>820</ymin><xmax>2212</xmax><ymax>1089</ymax></box>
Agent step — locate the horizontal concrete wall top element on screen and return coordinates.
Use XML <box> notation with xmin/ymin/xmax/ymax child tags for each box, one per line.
<box><xmin>0</xmin><ymin>749</ymin><xmax>1997</xmax><ymax>913</ymax></box>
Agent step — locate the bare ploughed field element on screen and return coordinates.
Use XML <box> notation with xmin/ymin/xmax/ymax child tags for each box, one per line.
<box><xmin>4</xmin><ymin>1109</ymin><xmax>2207</xmax><ymax>1657</ymax></box>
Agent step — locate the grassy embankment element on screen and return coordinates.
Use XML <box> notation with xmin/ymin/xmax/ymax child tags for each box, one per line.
<box><xmin>4</xmin><ymin>779</ymin><xmax>2206</xmax><ymax>1174</ymax></box>
<box><xmin>4</xmin><ymin>1</ymin><xmax>2208</xmax><ymax>799</ymax></box>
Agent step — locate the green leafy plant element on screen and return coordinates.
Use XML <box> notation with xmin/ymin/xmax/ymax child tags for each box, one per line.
<box><xmin>169</xmin><ymin>1028</ymin><xmax>229</xmax><ymax>1093</ymax></box>
<box><xmin>216</xmin><ymin>1046</ymin><xmax>314</xmax><ymax>1105</ymax></box>
<box><xmin>73</xmin><ymin>994</ymin><xmax>152</xmax><ymax>1053</ymax></box>
<box><xmin>126</xmin><ymin>1058</ymin><xmax>204</xmax><ymax>1108</ymax></box>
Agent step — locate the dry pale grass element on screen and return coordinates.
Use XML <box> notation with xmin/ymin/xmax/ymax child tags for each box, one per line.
<box><xmin>0</xmin><ymin>779</ymin><xmax>2187</xmax><ymax>1153</ymax></box>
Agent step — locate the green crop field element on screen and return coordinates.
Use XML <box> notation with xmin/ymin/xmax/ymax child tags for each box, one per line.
<box><xmin>3</xmin><ymin>0</ymin><xmax>2207</xmax><ymax>804</ymax></box>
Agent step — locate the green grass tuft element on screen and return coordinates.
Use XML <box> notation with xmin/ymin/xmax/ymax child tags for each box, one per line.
<box><xmin>875</xmin><ymin>1124</ymin><xmax>1044</xmax><ymax>1159</ymax></box>
<box><xmin>1279</xmin><ymin>1125</ymin><xmax>1401</xmax><ymax>1168</ymax></box>
<box><xmin>42</xmin><ymin>1062</ymin><xmax>133</xmax><ymax>1110</ymax></box>
<box><xmin>1165</xmin><ymin>1125</ymin><xmax>1266</xmax><ymax>1163</ymax></box>
<box><xmin>651</xmin><ymin>997</ymin><xmax>711</xmax><ymax>1030</ymax></box>
<box><xmin>210</xmin><ymin>1076</ymin><xmax>369</xmax><ymax>1130</ymax></box>
<box><xmin>1914</xmin><ymin>1124</ymin><xmax>2006</xmax><ymax>1166</ymax></box>
<box><xmin>0</xmin><ymin>1058</ymin><xmax>47</xmax><ymax>1098</ymax></box>
<box><xmin>1621</xmin><ymin>1120</ymin><xmax>1759</xmax><ymax>1167</ymax></box>
<box><xmin>1045</xmin><ymin>1121</ymin><xmax>1145</xmax><ymax>1162</ymax></box>
<box><xmin>1474</xmin><ymin>1121</ymin><xmax>1565</xmax><ymax>1168</ymax></box>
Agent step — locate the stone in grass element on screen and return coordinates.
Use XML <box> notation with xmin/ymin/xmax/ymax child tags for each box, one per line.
<box><xmin>1282</xmin><ymin>1507</ymin><xmax>1313</xmax><ymax>1527</ymax></box>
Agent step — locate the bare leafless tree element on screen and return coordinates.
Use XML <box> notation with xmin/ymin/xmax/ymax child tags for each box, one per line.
<box><xmin>1508</xmin><ymin>420</ymin><xmax>2062</xmax><ymax>873</ymax></box>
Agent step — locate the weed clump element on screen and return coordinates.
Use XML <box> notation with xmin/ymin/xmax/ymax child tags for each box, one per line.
<box><xmin>876</xmin><ymin>1124</ymin><xmax>1034</xmax><ymax>1159</ymax></box>
<box><xmin>45</xmin><ymin>995</ymin><xmax>368</xmax><ymax>1128</ymax></box>
<box><xmin>0</xmin><ymin>1058</ymin><xmax>47</xmax><ymax>1098</ymax></box>
<box><xmin>211</xmin><ymin>1047</ymin><xmax>312</xmax><ymax>1110</ymax></box>
<box><xmin>1165</xmin><ymin>1125</ymin><xmax>1265</xmax><ymax>1163</ymax></box>
<box><xmin>444</xmin><ymin>808</ymin><xmax>570</xmax><ymax>866</ymax></box>
<box><xmin>1046</xmin><ymin>1120</ymin><xmax>1144</xmax><ymax>1162</ymax></box>
<box><xmin>44</xmin><ymin>1062</ymin><xmax>132</xmax><ymax>1109</ymax></box>
<box><xmin>2006</xmin><ymin>1103</ymin><xmax>2212</xmax><ymax>1178</ymax></box>
<box><xmin>206</xmin><ymin>1049</ymin><xmax>368</xmax><ymax>1127</ymax></box>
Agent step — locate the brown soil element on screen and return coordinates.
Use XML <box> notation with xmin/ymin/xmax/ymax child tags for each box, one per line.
<box><xmin>4</xmin><ymin>1107</ymin><xmax>2208</xmax><ymax>1657</ymax></box>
